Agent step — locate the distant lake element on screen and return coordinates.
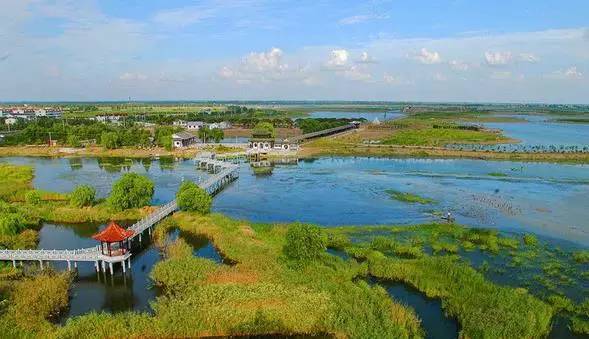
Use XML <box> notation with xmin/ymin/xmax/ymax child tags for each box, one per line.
<box><xmin>305</xmin><ymin>110</ymin><xmax>404</xmax><ymax>121</ymax></box>
<box><xmin>484</xmin><ymin>115</ymin><xmax>589</xmax><ymax>147</ymax></box>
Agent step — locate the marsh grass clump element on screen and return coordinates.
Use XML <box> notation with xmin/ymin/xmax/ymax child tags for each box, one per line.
<box><xmin>69</xmin><ymin>184</ymin><xmax>96</xmax><ymax>208</ymax></box>
<box><xmin>284</xmin><ymin>223</ymin><xmax>326</xmax><ymax>265</ymax></box>
<box><xmin>0</xmin><ymin>164</ymin><xmax>33</xmax><ymax>201</ymax></box>
<box><xmin>572</xmin><ymin>251</ymin><xmax>589</xmax><ymax>264</ymax></box>
<box><xmin>370</xmin><ymin>236</ymin><xmax>424</xmax><ymax>259</ymax></box>
<box><xmin>523</xmin><ymin>233</ymin><xmax>539</xmax><ymax>246</ymax></box>
<box><xmin>385</xmin><ymin>189</ymin><xmax>435</xmax><ymax>204</ymax></box>
<box><xmin>367</xmin><ymin>254</ymin><xmax>553</xmax><ymax>338</ymax></box>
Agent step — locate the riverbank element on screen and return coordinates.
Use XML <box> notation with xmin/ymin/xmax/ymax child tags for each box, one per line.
<box><xmin>0</xmin><ymin>145</ymin><xmax>244</xmax><ymax>159</ymax></box>
<box><xmin>299</xmin><ymin>139</ymin><xmax>589</xmax><ymax>164</ymax></box>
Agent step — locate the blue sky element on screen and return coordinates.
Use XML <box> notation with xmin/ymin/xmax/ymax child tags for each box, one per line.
<box><xmin>1</xmin><ymin>0</ymin><xmax>588</xmax><ymax>102</ymax></box>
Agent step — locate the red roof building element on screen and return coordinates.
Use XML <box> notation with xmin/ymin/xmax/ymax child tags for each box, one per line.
<box><xmin>92</xmin><ymin>222</ymin><xmax>134</xmax><ymax>257</ymax></box>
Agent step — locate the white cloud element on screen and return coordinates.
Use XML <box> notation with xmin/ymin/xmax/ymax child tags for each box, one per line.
<box><xmin>519</xmin><ymin>53</ymin><xmax>540</xmax><ymax>63</ymax></box>
<box><xmin>415</xmin><ymin>48</ymin><xmax>441</xmax><ymax>64</ymax></box>
<box><xmin>338</xmin><ymin>14</ymin><xmax>388</xmax><ymax>25</ymax></box>
<box><xmin>218</xmin><ymin>66</ymin><xmax>234</xmax><ymax>79</ymax></box>
<box><xmin>584</xmin><ymin>28</ymin><xmax>589</xmax><ymax>41</ymax></box>
<box><xmin>326</xmin><ymin>49</ymin><xmax>350</xmax><ymax>68</ymax></box>
<box><xmin>153</xmin><ymin>6</ymin><xmax>214</xmax><ymax>27</ymax></box>
<box><xmin>342</xmin><ymin>65</ymin><xmax>372</xmax><ymax>81</ymax></box>
<box><xmin>383</xmin><ymin>73</ymin><xmax>398</xmax><ymax>84</ymax></box>
<box><xmin>485</xmin><ymin>51</ymin><xmax>513</xmax><ymax>65</ymax></box>
<box><xmin>119</xmin><ymin>72</ymin><xmax>148</xmax><ymax>81</ymax></box>
<box><xmin>243</xmin><ymin>47</ymin><xmax>288</xmax><ymax>73</ymax></box>
<box><xmin>548</xmin><ymin>66</ymin><xmax>584</xmax><ymax>80</ymax></box>
<box><xmin>449</xmin><ymin>60</ymin><xmax>469</xmax><ymax>71</ymax></box>
<box><xmin>358</xmin><ymin>51</ymin><xmax>377</xmax><ymax>64</ymax></box>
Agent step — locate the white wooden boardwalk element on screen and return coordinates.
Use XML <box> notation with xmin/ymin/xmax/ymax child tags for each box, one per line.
<box><xmin>0</xmin><ymin>154</ymin><xmax>239</xmax><ymax>274</ymax></box>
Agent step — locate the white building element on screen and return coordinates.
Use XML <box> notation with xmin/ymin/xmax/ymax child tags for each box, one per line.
<box><xmin>94</xmin><ymin>115</ymin><xmax>122</xmax><ymax>123</ymax></box>
<box><xmin>186</xmin><ymin>121</ymin><xmax>205</xmax><ymax>130</ymax></box>
<box><xmin>208</xmin><ymin>121</ymin><xmax>231</xmax><ymax>129</ymax></box>
<box><xmin>172</xmin><ymin>131</ymin><xmax>197</xmax><ymax>148</ymax></box>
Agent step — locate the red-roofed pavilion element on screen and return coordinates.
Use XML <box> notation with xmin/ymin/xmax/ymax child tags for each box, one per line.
<box><xmin>92</xmin><ymin>221</ymin><xmax>134</xmax><ymax>257</ymax></box>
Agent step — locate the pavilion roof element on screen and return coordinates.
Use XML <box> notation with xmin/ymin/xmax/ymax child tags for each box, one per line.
<box><xmin>92</xmin><ymin>221</ymin><xmax>134</xmax><ymax>242</ymax></box>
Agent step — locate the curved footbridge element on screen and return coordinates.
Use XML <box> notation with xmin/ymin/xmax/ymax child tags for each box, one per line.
<box><xmin>0</xmin><ymin>154</ymin><xmax>239</xmax><ymax>275</ymax></box>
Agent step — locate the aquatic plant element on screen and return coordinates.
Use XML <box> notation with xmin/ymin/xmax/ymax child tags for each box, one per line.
<box><xmin>572</xmin><ymin>251</ymin><xmax>589</xmax><ymax>264</ymax></box>
<box><xmin>367</xmin><ymin>254</ymin><xmax>554</xmax><ymax>338</ymax></box>
<box><xmin>385</xmin><ymin>189</ymin><xmax>435</xmax><ymax>204</ymax></box>
<box><xmin>283</xmin><ymin>223</ymin><xmax>326</xmax><ymax>265</ymax></box>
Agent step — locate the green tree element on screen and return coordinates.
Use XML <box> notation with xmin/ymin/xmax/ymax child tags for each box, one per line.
<box><xmin>252</xmin><ymin>122</ymin><xmax>276</xmax><ymax>138</ymax></box>
<box><xmin>66</xmin><ymin>134</ymin><xmax>82</xmax><ymax>147</ymax></box>
<box><xmin>24</xmin><ymin>191</ymin><xmax>41</xmax><ymax>205</ymax></box>
<box><xmin>210</xmin><ymin>128</ymin><xmax>224</xmax><ymax>143</ymax></box>
<box><xmin>198</xmin><ymin>126</ymin><xmax>211</xmax><ymax>143</ymax></box>
<box><xmin>176</xmin><ymin>181</ymin><xmax>212</xmax><ymax>214</ymax></box>
<box><xmin>107</xmin><ymin>173</ymin><xmax>154</xmax><ymax>211</ymax></box>
<box><xmin>283</xmin><ymin>223</ymin><xmax>326</xmax><ymax>264</ymax></box>
<box><xmin>69</xmin><ymin>185</ymin><xmax>96</xmax><ymax>208</ymax></box>
<box><xmin>100</xmin><ymin>131</ymin><xmax>120</xmax><ymax>149</ymax></box>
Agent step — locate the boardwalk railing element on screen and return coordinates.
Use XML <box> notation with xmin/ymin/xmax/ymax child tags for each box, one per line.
<box><xmin>0</xmin><ymin>154</ymin><xmax>239</xmax><ymax>273</ymax></box>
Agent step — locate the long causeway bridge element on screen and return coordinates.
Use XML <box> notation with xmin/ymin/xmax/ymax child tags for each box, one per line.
<box><xmin>0</xmin><ymin>154</ymin><xmax>239</xmax><ymax>275</ymax></box>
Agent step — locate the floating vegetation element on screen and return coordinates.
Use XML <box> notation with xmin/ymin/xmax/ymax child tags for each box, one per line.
<box><xmin>385</xmin><ymin>189</ymin><xmax>435</xmax><ymax>204</ymax></box>
<box><xmin>487</xmin><ymin>172</ymin><xmax>508</xmax><ymax>177</ymax></box>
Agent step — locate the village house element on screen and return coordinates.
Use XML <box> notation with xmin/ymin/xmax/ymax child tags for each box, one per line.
<box><xmin>94</xmin><ymin>115</ymin><xmax>122</xmax><ymax>123</ymax></box>
<box><xmin>172</xmin><ymin>131</ymin><xmax>197</xmax><ymax>148</ymax></box>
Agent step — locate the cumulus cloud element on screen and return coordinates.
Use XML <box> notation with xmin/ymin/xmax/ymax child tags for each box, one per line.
<box><xmin>342</xmin><ymin>65</ymin><xmax>372</xmax><ymax>81</ymax></box>
<box><xmin>383</xmin><ymin>73</ymin><xmax>398</xmax><ymax>84</ymax></box>
<box><xmin>358</xmin><ymin>51</ymin><xmax>377</xmax><ymax>64</ymax></box>
<box><xmin>218</xmin><ymin>47</ymin><xmax>294</xmax><ymax>83</ymax></box>
<box><xmin>449</xmin><ymin>60</ymin><xmax>469</xmax><ymax>71</ymax></box>
<box><xmin>326</xmin><ymin>49</ymin><xmax>350</xmax><ymax>68</ymax></box>
<box><xmin>415</xmin><ymin>48</ymin><xmax>441</xmax><ymax>64</ymax></box>
<box><xmin>119</xmin><ymin>72</ymin><xmax>148</xmax><ymax>81</ymax></box>
<box><xmin>485</xmin><ymin>51</ymin><xmax>513</xmax><ymax>65</ymax></box>
<box><xmin>242</xmin><ymin>47</ymin><xmax>288</xmax><ymax>73</ymax></box>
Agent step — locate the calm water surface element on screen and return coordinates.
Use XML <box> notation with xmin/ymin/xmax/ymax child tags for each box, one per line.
<box><xmin>484</xmin><ymin>115</ymin><xmax>589</xmax><ymax>147</ymax></box>
<box><xmin>3</xmin><ymin>156</ymin><xmax>588</xmax><ymax>245</ymax></box>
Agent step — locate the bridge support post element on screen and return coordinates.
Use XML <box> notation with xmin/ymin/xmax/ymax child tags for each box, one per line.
<box><xmin>67</xmin><ymin>261</ymin><xmax>71</xmax><ymax>271</ymax></box>
<box><xmin>127</xmin><ymin>258</ymin><xmax>131</xmax><ymax>269</ymax></box>
<box><xmin>148</xmin><ymin>227</ymin><xmax>152</xmax><ymax>236</ymax></box>
<box><xmin>95</xmin><ymin>261</ymin><xmax>99</xmax><ymax>272</ymax></box>
<box><xmin>122</xmin><ymin>261</ymin><xmax>126</xmax><ymax>273</ymax></box>
<box><xmin>139</xmin><ymin>233</ymin><xmax>142</xmax><ymax>243</ymax></box>
<box><xmin>39</xmin><ymin>260</ymin><xmax>43</xmax><ymax>270</ymax></box>
<box><xmin>74</xmin><ymin>262</ymin><xmax>78</xmax><ymax>269</ymax></box>
<box><xmin>109</xmin><ymin>262</ymin><xmax>113</xmax><ymax>275</ymax></box>
<box><xmin>12</xmin><ymin>260</ymin><xmax>16</xmax><ymax>268</ymax></box>
<box><xmin>101</xmin><ymin>260</ymin><xmax>106</xmax><ymax>272</ymax></box>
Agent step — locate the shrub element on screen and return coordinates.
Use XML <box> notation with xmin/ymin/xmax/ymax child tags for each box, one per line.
<box><xmin>176</xmin><ymin>182</ymin><xmax>212</xmax><ymax>214</ymax></box>
<box><xmin>101</xmin><ymin>131</ymin><xmax>121</xmax><ymax>149</ymax></box>
<box><xmin>573</xmin><ymin>251</ymin><xmax>589</xmax><ymax>264</ymax></box>
<box><xmin>107</xmin><ymin>173</ymin><xmax>154</xmax><ymax>211</ymax></box>
<box><xmin>24</xmin><ymin>191</ymin><xmax>41</xmax><ymax>205</ymax></box>
<box><xmin>283</xmin><ymin>223</ymin><xmax>326</xmax><ymax>264</ymax></box>
<box><xmin>523</xmin><ymin>234</ymin><xmax>538</xmax><ymax>246</ymax></box>
<box><xmin>69</xmin><ymin>185</ymin><xmax>96</xmax><ymax>208</ymax></box>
